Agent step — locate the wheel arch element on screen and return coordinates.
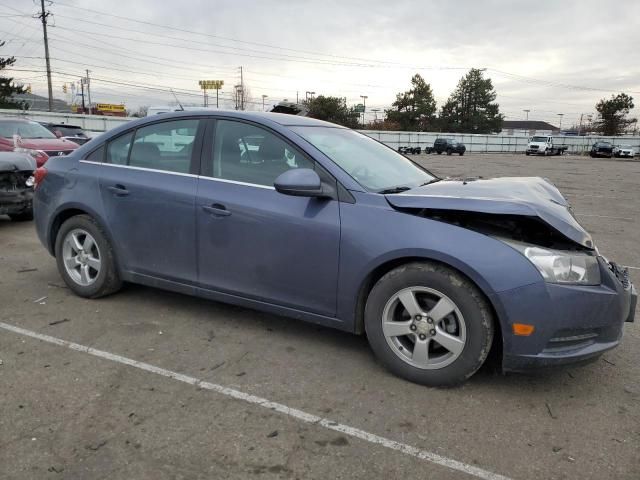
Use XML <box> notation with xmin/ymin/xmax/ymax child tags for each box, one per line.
<box><xmin>353</xmin><ymin>254</ymin><xmax>504</xmax><ymax>362</ymax></box>
<box><xmin>48</xmin><ymin>204</ymin><xmax>117</xmax><ymax>263</ymax></box>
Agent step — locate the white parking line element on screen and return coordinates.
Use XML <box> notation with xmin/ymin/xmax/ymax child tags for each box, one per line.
<box><xmin>0</xmin><ymin>321</ymin><xmax>512</xmax><ymax>480</ymax></box>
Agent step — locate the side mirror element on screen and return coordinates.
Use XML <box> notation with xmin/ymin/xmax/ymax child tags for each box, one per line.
<box><xmin>54</xmin><ymin>130</ymin><xmax>63</xmax><ymax>138</ymax></box>
<box><xmin>274</xmin><ymin>168</ymin><xmax>326</xmax><ymax>198</ymax></box>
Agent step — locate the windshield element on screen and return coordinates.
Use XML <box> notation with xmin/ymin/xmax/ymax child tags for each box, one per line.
<box><xmin>291</xmin><ymin>126</ymin><xmax>434</xmax><ymax>192</ymax></box>
<box><xmin>0</xmin><ymin>121</ymin><xmax>56</xmax><ymax>139</ymax></box>
<box><xmin>531</xmin><ymin>136</ymin><xmax>548</xmax><ymax>142</ymax></box>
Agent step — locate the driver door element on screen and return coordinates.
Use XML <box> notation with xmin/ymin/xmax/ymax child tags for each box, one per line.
<box><xmin>195</xmin><ymin>119</ymin><xmax>341</xmax><ymax>316</ymax></box>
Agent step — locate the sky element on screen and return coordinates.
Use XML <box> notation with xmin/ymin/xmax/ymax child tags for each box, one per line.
<box><xmin>2</xmin><ymin>0</ymin><xmax>639</xmax><ymax>127</ymax></box>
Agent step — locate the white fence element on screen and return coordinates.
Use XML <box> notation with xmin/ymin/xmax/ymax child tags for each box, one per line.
<box><xmin>360</xmin><ymin>131</ymin><xmax>640</xmax><ymax>154</ymax></box>
<box><xmin>2</xmin><ymin>108</ymin><xmax>638</xmax><ymax>154</ymax></box>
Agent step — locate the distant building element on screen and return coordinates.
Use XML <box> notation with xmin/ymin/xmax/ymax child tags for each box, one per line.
<box><xmin>501</xmin><ymin>120</ymin><xmax>559</xmax><ymax>136</ymax></box>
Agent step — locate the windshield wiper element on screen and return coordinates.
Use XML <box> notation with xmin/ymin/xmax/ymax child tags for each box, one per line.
<box><xmin>378</xmin><ymin>186</ymin><xmax>412</xmax><ymax>195</ymax></box>
<box><xmin>419</xmin><ymin>178</ymin><xmax>441</xmax><ymax>187</ymax></box>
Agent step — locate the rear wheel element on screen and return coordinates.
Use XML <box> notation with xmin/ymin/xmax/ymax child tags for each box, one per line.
<box><xmin>365</xmin><ymin>262</ymin><xmax>494</xmax><ymax>387</ymax></box>
<box><xmin>54</xmin><ymin>215</ymin><xmax>122</xmax><ymax>298</ymax></box>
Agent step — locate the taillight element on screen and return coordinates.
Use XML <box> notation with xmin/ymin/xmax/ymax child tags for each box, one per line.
<box><xmin>34</xmin><ymin>167</ymin><xmax>47</xmax><ymax>189</ymax></box>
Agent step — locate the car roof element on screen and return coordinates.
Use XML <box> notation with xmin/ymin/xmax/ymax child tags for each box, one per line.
<box><xmin>143</xmin><ymin>109</ymin><xmax>343</xmax><ymax>128</ymax></box>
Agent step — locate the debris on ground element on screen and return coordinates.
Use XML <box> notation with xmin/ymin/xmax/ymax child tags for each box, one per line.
<box><xmin>48</xmin><ymin>318</ymin><xmax>70</xmax><ymax>326</ymax></box>
<box><xmin>17</xmin><ymin>268</ymin><xmax>38</xmax><ymax>273</ymax></box>
<box><xmin>267</xmin><ymin>430</ymin><xmax>278</xmax><ymax>438</ymax></box>
<box><xmin>545</xmin><ymin>402</ymin><xmax>557</xmax><ymax>419</ymax></box>
<box><xmin>33</xmin><ymin>296</ymin><xmax>47</xmax><ymax>304</ymax></box>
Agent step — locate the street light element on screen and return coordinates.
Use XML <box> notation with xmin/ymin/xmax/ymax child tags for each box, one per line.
<box><xmin>557</xmin><ymin>113</ymin><xmax>564</xmax><ymax>130</ymax></box>
<box><xmin>261</xmin><ymin>94</ymin><xmax>268</xmax><ymax>111</ymax></box>
<box><xmin>523</xmin><ymin>109</ymin><xmax>530</xmax><ymax>121</ymax></box>
<box><xmin>360</xmin><ymin>95</ymin><xmax>368</xmax><ymax>127</ymax></box>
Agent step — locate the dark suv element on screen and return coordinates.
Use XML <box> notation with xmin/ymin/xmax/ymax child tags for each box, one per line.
<box><xmin>39</xmin><ymin>122</ymin><xmax>91</xmax><ymax>145</ymax></box>
<box><xmin>590</xmin><ymin>141</ymin><xmax>613</xmax><ymax>158</ymax></box>
<box><xmin>433</xmin><ymin>138</ymin><xmax>466</xmax><ymax>156</ymax></box>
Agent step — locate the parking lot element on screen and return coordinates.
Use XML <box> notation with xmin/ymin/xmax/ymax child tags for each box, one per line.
<box><xmin>1</xmin><ymin>153</ymin><xmax>638</xmax><ymax>480</ymax></box>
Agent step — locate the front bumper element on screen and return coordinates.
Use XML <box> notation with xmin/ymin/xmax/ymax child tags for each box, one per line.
<box><xmin>493</xmin><ymin>257</ymin><xmax>635</xmax><ymax>372</ymax></box>
<box><xmin>0</xmin><ymin>188</ymin><xmax>33</xmax><ymax>215</ymax></box>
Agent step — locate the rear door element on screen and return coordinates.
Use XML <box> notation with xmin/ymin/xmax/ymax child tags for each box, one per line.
<box><xmin>98</xmin><ymin>118</ymin><xmax>204</xmax><ymax>284</ymax></box>
<box><xmin>195</xmin><ymin>118</ymin><xmax>341</xmax><ymax>316</ymax></box>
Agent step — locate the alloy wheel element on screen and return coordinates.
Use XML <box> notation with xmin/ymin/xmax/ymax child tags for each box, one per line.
<box><xmin>382</xmin><ymin>286</ymin><xmax>467</xmax><ymax>369</ymax></box>
<box><xmin>62</xmin><ymin>228</ymin><xmax>102</xmax><ymax>286</ymax></box>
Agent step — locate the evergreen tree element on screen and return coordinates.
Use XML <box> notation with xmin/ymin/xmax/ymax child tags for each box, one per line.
<box><xmin>0</xmin><ymin>41</ymin><xmax>27</xmax><ymax>109</ymax></box>
<box><xmin>385</xmin><ymin>74</ymin><xmax>437</xmax><ymax>131</ymax></box>
<box><xmin>438</xmin><ymin>69</ymin><xmax>502</xmax><ymax>133</ymax></box>
<box><xmin>593</xmin><ymin>93</ymin><xmax>637</xmax><ymax>136</ymax></box>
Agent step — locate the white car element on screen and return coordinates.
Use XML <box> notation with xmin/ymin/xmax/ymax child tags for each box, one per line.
<box><xmin>613</xmin><ymin>145</ymin><xmax>635</xmax><ymax>158</ymax></box>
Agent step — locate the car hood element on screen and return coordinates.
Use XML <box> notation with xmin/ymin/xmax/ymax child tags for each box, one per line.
<box><xmin>385</xmin><ymin>177</ymin><xmax>594</xmax><ymax>248</ymax></box>
<box><xmin>0</xmin><ymin>152</ymin><xmax>36</xmax><ymax>172</ymax></box>
<box><xmin>13</xmin><ymin>138</ymin><xmax>79</xmax><ymax>150</ymax></box>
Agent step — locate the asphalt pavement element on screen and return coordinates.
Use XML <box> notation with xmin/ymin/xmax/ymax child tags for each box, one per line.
<box><xmin>1</xmin><ymin>153</ymin><xmax>638</xmax><ymax>480</ymax></box>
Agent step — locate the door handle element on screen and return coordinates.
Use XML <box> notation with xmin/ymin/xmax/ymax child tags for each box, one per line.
<box><xmin>202</xmin><ymin>203</ymin><xmax>231</xmax><ymax>217</ymax></box>
<box><xmin>107</xmin><ymin>184</ymin><xmax>129</xmax><ymax>196</ymax></box>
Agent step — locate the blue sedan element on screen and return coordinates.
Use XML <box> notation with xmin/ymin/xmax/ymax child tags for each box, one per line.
<box><xmin>33</xmin><ymin>111</ymin><xmax>636</xmax><ymax>386</ymax></box>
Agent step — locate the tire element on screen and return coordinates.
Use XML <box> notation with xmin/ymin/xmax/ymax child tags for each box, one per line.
<box><xmin>459</xmin><ymin>151</ymin><xmax>464</xmax><ymax>156</ymax></box>
<box><xmin>525</xmin><ymin>151</ymin><xmax>530</xmax><ymax>156</ymax></box>
<box><xmin>365</xmin><ymin>262</ymin><xmax>494</xmax><ymax>387</ymax></box>
<box><xmin>446</xmin><ymin>149</ymin><xmax>452</xmax><ymax>156</ymax></box>
<box><xmin>9</xmin><ymin>209</ymin><xmax>33</xmax><ymax>221</ymax></box>
<box><xmin>436</xmin><ymin>151</ymin><xmax>442</xmax><ymax>155</ymax></box>
<box><xmin>54</xmin><ymin>214</ymin><xmax>122</xmax><ymax>298</ymax></box>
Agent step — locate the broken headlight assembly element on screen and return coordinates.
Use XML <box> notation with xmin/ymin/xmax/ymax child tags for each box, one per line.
<box><xmin>14</xmin><ymin>147</ymin><xmax>45</xmax><ymax>158</ymax></box>
<box><xmin>503</xmin><ymin>240</ymin><xmax>601</xmax><ymax>285</ymax></box>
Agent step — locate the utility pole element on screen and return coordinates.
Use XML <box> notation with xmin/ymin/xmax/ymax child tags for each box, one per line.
<box><xmin>523</xmin><ymin>109</ymin><xmax>530</xmax><ymax>121</ymax></box>
<box><xmin>80</xmin><ymin>80</ymin><xmax>86</xmax><ymax>113</ymax></box>
<box><xmin>578</xmin><ymin>113</ymin><xmax>584</xmax><ymax>136</ymax></box>
<box><xmin>360</xmin><ymin>95</ymin><xmax>368</xmax><ymax>127</ymax></box>
<box><xmin>38</xmin><ymin>0</ymin><xmax>53</xmax><ymax>111</ymax></box>
<box><xmin>85</xmin><ymin>70</ymin><xmax>92</xmax><ymax>114</ymax></box>
<box><xmin>557</xmin><ymin>113</ymin><xmax>564</xmax><ymax>130</ymax></box>
<box><xmin>261</xmin><ymin>94</ymin><xmax>268</xmax><ymax>111</ymax></box>
<box><xmin>239</xmin><ymin>66</ymin><xmax>244</xmax><ymax>110</ymax></box>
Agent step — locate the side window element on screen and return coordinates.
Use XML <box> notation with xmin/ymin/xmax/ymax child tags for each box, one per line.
<box><xmin>106</xmin><ymin>132</ymin><xmax>133</xmax><ymax>165</ymax></box>
<box><xmin>210</xmin><ymin>120</ymin><xmax>314</xmax><ymax>187</ymax></box>
<box><xmin>86</xmin><ymin>145</ymin><xmax>105</xmax><ymax>162</ymax></box>
<box><xmin>129</xmin><ymin>119</ymin><xmax>199</xmax><ymax>173</ymax></box>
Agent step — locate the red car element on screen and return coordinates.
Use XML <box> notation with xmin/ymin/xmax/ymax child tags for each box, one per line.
<box><xmin>0</xmin><ymin>118</ymin><xmax>80</xmax><ymax>167</ymax></box>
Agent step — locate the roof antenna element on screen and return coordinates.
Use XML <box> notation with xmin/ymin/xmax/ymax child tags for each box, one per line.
<box><xmin>170</xmin><ymin>89</ymin><xmax>184</xmax><ymax>111</ymax></box>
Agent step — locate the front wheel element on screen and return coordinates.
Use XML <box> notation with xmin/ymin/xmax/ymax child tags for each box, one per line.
<box><xmin>459</xmin><ymin>151</ymin><xmax>464</xmax><ymax>156</ymax></box>
<box><xmin>55</xmin><ymin>214</ymin><xmax>122</xmax><ymax>298</ymax></box>
<box><xmin>365</xmin><ymin>262</ymin><xmax>494</xmax><ymax>387</ymax></box>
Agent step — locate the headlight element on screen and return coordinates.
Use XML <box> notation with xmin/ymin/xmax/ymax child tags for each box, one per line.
<box><xmin>14</xmin><ymin>147</ymin><xmax>46</xmax><ymax>158</ymax></box>
<box><xmin>504</xmin><ymin>240</ymin><xmax>601</xmax><ymax>285</ymax></box>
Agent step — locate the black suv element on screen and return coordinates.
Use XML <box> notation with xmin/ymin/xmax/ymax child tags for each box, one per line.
<box><xmin>433</xmin><ymin>138</ymin><xmax>466</xmax><ymax>155</ymax></box>
<box><xmin>39</xmin><ymin>122</ymin><xmax>91</xmax><ymax>145</ymax></box>
<box><xmin>590</xmin><ymin>141</ymin><xmax>613</xmax><ymax>158</ymax></box>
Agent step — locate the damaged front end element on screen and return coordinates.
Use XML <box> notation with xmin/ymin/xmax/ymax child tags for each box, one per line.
<box><xmin>0</xmin><ymin>153</ymin><xmax>36</xmax><ymax>218</ymax></box>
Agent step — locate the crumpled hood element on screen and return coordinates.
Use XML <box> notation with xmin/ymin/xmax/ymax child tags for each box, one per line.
<box><xmin>0</xmin><ymin>152</ymin><xmax>37</xmax><ymax>172</ymax></box>
<box><xmin>386</xmin><ymin>176</ymin><xmax>594</xmax><ymax>248</ymax></box>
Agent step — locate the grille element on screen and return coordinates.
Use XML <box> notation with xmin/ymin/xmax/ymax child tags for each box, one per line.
<box><xmin>610</xmin><ymin>262</ymin><xmax>631</xmax><ymax>289</ymax></box>
<box><xmin>543</xmin><ymin>329</ymin><xmax>599</xmax><ymax>353</ymax></box>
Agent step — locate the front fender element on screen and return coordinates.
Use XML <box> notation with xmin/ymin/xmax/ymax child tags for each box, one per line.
<box><xmin>336</xmin><ymin>193</ymin><xmax>543</xmax><ymax>330</ymax></box>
